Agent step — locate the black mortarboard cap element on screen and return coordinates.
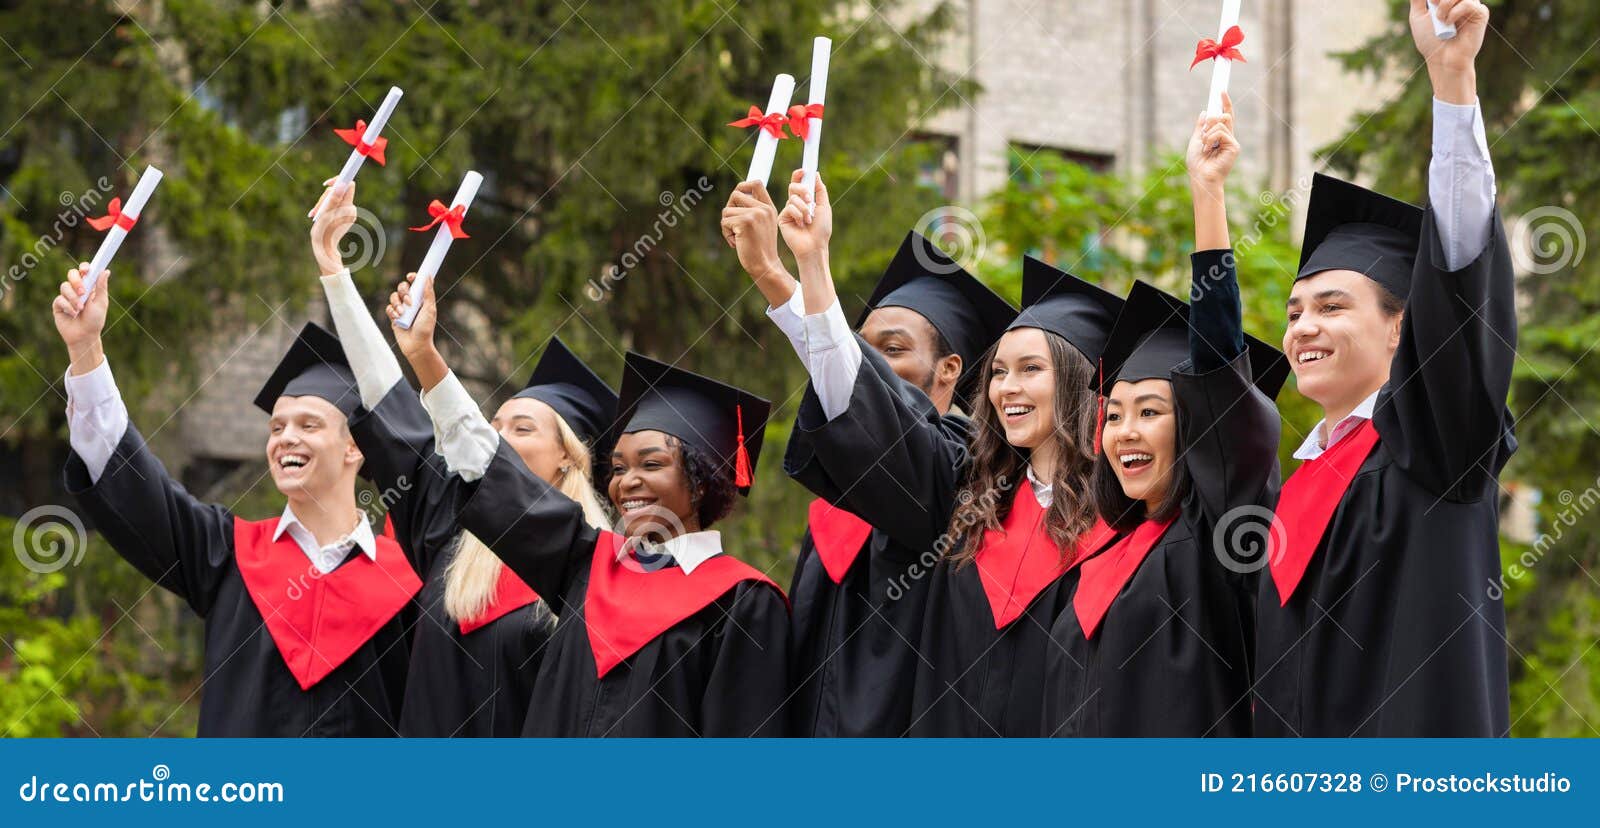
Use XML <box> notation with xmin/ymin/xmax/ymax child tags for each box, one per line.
<box><xmin>856</xmin><ymin>231</ymin><xmax>1018</xmax><ymax>401</ymax></box>
<box><xmin>253</xmin><ymin>322</ymin><xmax>361</xmax><ymax>418</ymax></box>
<box><xmin>1007</xmin><ymin>256</ymin><xmax>1125</xmax><ymax>368</ymax></box>
<box><xmin>510</xmin><ymin>337</ymin><xmax>618</xmax><ymax>449</ymax></box>
<box><xmin>1099</xmin><ymin>280</ymin><xmax>1290</xmax><ymax>400</ymax></box>
<box><xmin>1297</xmin><ymin>172</ymin><xmax>1424</xmax><ymax>298</ymax></box>
<box><xmin>615</xmin><ymin>352</ymin><xmax>771</xmax><ymax>496</ymax></box>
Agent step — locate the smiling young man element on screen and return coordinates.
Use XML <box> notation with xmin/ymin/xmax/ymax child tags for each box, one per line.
<box><xmin>1254</xmin><ymin>0</ymin><xmax>1517</xmax><ymax>736</ymax></box>
<box><xmin>723</xmin><ymin>175</ymin><xmax>1015</xmax><ymax>736</ymax></box>
<box><xmin>53</xmin><ymin>265</ymin><xmax>420</xmax><ymax>737</ymax></box>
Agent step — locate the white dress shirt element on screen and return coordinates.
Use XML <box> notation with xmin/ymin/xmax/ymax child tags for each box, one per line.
<box><xmin>422</xmin><ymin>365</ymin><xmax>725</xmax><ymax>573</ymax></box>
<box><xmin>1293</xmin><ymin>389</ymin><xmax>1381</xmax><ymax>461</ymax></box>
<box><xmin>65</xmin><ymin>357</ymin><xmax>376</xmax><ymax>573</ymax></box>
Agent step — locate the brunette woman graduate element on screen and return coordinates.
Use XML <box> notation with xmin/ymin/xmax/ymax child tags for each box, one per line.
<box><xmin>391</xmin><ymin>278</ymin><xmax>791</xmax><ymax>737</ymax></box>
<box><xmin>1041</xmin><ymin>95</ymin><xmax>1290</xmax><ymax>737</ymax></box>
<box><xmin>55</xmin><ymin>264</ymin><xmax>418</xmax><ymax>736</ymax></box>
<box><xmin>1255</xmin><ymin>0</ymin><xmax>1515</xmax><ymax>736</ymax></box>
<box><xmin>310</xmin><ymin>184</ymin><xmax>614</xmax><ymax>736</ymax></box>
<box><xmin>724</xmin><ymin>174</ymin><xmax>1015</xmax><ymax>736</ymax></box>
<box><xmin>773</xmin><ymin>173</ymin><xmax>1124</xmax><ymax>736</ymax></box>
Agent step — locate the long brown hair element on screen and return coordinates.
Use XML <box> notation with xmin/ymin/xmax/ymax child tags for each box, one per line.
<box><xmin>947</xmin><ymin>330</ymin><xmax>1099</xmax><ymax>566</ymax></box>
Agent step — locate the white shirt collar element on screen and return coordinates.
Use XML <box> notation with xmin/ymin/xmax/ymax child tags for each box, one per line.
<box><xmin>1026</xmin><ymin>465</ymin><xmax>1054</xmax><ymax>509</ymax></box>
<box><xmin>623</xmin><ymin>530</ymin><xmax>725</xmax><ymax>575</ymax></box>
<box><xmin>1293</xmin><ymin>389</ymin><xmax>1381</xmax><ymax>461</ymax></box>
<box><xmin>274</xmin><ymin>505</ymin><xmax>378</xmax><ymax>575</ymax></box>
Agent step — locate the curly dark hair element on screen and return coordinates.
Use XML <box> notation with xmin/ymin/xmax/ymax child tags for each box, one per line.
<box><xmin>671</xmin><ymin>435</ymin><xmax>738</xmax><ymax>529</ymax></box>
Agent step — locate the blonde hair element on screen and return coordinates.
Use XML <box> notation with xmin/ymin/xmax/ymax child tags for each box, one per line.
<box><xmin>443</xmin><ymin>411</ymin><xmax>611</xmax><ymax>623</ymax></box>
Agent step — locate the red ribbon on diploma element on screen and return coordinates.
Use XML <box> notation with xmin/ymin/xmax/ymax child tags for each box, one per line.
<box><xmin>410</xmin><ymin>200</ymin><xmax>470</xmax><ymax>239</ymax></box>
<box><xmin>86</xmin><ymin>197</ymin><xmax>137</xmax><ymax>232</ymax></box>
<box><xmin>785</xmin><ymin>103</ymin><xmax>825</xmax><ymax>140</ymax></box>
<box><xmin>335</xmin><ymin>120</ymin><xmax>389</xmax><ymax>165</ymax></box>
<box><xmin>729</xmin><ymin>106</ymin><xmax>789</xmax><ymax>140</ymax></box>
<box><xmin>1191</xmin><ymin>25</ymin><xmax>1247</xmax><ymax>69</ymax></box>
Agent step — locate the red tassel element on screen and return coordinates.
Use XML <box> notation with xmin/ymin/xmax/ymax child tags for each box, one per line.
<box><xmin>734</xmin><ymin>405</ymin><xmax>753</xmax><ymax>488</ymax></box>
<box><xmin>1092</xmin><ymin>358</ymin><xmax>1105</xmax><ymax>456</ymax></box>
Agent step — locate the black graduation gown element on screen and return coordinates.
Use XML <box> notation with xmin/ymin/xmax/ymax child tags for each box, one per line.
<box><xmin>64</xmin><ymin>425</ymin><xmax>414</xmax><ymax>737</ymax></box>
<box><xmin>1043</xmin><ymin>351</ymin><xmax>1277</xmax><ymax>737</ymax></box>
<box><xmin>456</xmin><ymin>439</ymin><xmax>791</xmax><ymax>737</ymax></box>
<box><xmin>784</xmin><ymin>402</ymin><xmax>968</xmax><ymax>737</ymax></box>
<box><xmin>1254</xmin><ymin>209</ymin><xmax>1516</xmax><ymax>737</ymax></box>
<box><xmin>786</xmin><ymin>340</ymin><xmax>1115</xmax><ymax>736</ymax></box>
<box><xmin>347</xmin><ymin>382</ymin><xmax>556</xmax><ymax>737</ymax></box>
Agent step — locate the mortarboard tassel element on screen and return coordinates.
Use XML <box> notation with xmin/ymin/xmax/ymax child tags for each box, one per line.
<box><xmin>734</xmin><ymin>404</ymin><xmax>753</xmax><ymax>488</ymax></box>
<box><xmin>1092</xmin><ymin>357</ymin><xmax>1105</xmax><ymax>457</ymax></box>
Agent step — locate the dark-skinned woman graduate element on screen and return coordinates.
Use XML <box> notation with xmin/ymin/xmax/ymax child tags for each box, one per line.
<box><xmin>309</xmin><ymin>182</ymin><xmax>615</xmax><ymax>736</ymax></box>
<box><xmin>1042</xmin><ymin>94</ymin><xmax>1290</xmax><ymax>737</ymax></box>
<box><xmin>1255</xmin><ymin>0</ymin><xmax>1516</xmax><ymax>736</ymax></box>
<box><xmin>54</xmin><ymin>260</ymin><xmax>418</xmax><ymax>736</ymax></box>
<box><xmin>724</xmin><ymin>173</ymin><xmax>1015</xmax><ymax>736</ymax></box>
<box><xmin>388</xmin><ymin>277</ymin><xmax>791</xmax><ymax>737</ymax></box>
<box><xmin>771</xmin><ymin>172</ymin><xmax>1124</xmax><ymax>736</ymax></box>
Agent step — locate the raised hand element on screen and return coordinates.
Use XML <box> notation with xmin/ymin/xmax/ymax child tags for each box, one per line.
<box><xmin>778</xmin><ymin>170</ymin><xmax>832</xmax><ymax>263</ymax></box>
<box><xmin>310</xmin><ymin>180</ymin><xmax>358</xmax><ymax>276</ymax></box>
<box><xmin>721</xmin><ymin>180</ymin><xmax>799</xmax><ymax>308</ymax></box>
<box><xmin>1410</xmin><ymin>0</ymin><xmax>1488</xmax><ymax>104</ymax></box>
<box><xmin>52</xmin><ymin>263</ymin><xmax>110</xmax><ymax>375</ymax></box>
<box><xmin>1186</xmin><ymin>92</ymin><xmax>1239</xmax><ymax>190</ymax></box>
<box><xmin>385</xmin><ymin>273</ymin><xmax>450</xmax><ymax>392</ymax></box>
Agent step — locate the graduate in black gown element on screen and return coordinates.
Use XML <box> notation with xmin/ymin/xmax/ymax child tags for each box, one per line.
<box><xmin>398</xmin><ymin>281</ymin><xmax>790</xmax><ymax>736</ymax></box>
<box><xmin>54</xmin><ymin>262</ymin><xmax>419</xmax><ymax>736</ymax></box>
<box><xmin>724</xmin><ymin>176</ymin><xmax>1015</xmax><ymax>736</ymax></box>
<box><xmin>772</xmin><ymin>175</ymin><xmax>1127</xmax><ymax>735</ymax></box>
<box><xmin>312</xmin><ymin>186</ymin><xmax>615</xmax><ymax>735</ymax></box>
<box><xmin>1255</xmin><ymin>0</ymin><xmax>1515</xmax><ymax>736</ymax></box>
<box><xmin>1045</xmin><ymin>104</ymin><xmax>1288</xmax><ymax>736</ymax></box>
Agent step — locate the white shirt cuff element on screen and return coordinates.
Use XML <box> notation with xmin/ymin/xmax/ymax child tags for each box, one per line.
<box><xmin>419</xmin><ymin>371</ymin><xmax>497</xmax><ymax>482</ymax></box>
<box><xmin>321</xmin><ymin>268</ymin><xmax>404</xmax><ymax>409</ymax></box>
<box><xmin>1430</xmin><ymin>97</ymin><xmax>1496</xmax><ymax>271</ymax></box>
<box><xmin>64</xmin><ymin>357</ymin><xmax>128</xmax><ymax>483</ymax></box>
<box><xmin>802</xmin><ymin>299</ymin><xmax>862</xmax><ymax>421</ymax></box>
<box><xmin>764</xmin><ymin>282</ymin><xmax>808</xmax><ymax>362</ymax></box>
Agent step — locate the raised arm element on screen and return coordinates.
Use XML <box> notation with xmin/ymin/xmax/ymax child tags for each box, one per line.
<box><xmin>1379</xmin><ymin>0</ymin><xmax>1516</xmax><ymax>499</ymax></box>
<box><xmin>53</xmin><ymin>265</ymin><xmax>233</xmax><ymax>616</ymax></box>
<box><xmin>386</xmin><ymin>278</ymin><xmax>599</xmax><ymax>602</ymax></box>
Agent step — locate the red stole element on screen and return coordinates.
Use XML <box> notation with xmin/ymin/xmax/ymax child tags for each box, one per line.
<box><xmin>584</xmin><ymin>531</ymin><xmax>784</xmax><ymax>678</ymax></box>
<box><xmin>974</xmin><ymin>482</ymin><xmax>1119</xmax><ymax>629</ymax></box>
<box><xmin>1269</xmin><ymin>419</ymin><xmax>1382</xmax><ymax>605</ymax></box>
<box><xmin>458</xmin><ymin>564</ymin><xmax>541</xmax><ymax>635</ymax></box>
<box><xmin>807</xmin><ymin>498</ymin><xmax>874</xmax><ymax>584</ymax></box>
<box><xmin>233</xmin><ymin>516</ymin><xmax>423</xmax><ymax>690</ymax></box>
<box><xmin>1073</xmin><ymin>515</ymin><xmax>1179</xmax><ymax>639</ymax></box>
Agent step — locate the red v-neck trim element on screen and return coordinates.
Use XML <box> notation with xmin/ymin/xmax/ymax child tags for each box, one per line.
<box><xmin>233</xmin><ymin>516</ymin><xmax>422</xmax><ymax>690</ymax></box>
<box><xmin>584</xmin><ymin>531</ymin><xmax>785</xmax><ymax>678</ymax></box>
<box><xmin>1269</xmin><ymin>419</ymin><xmax>1382</xmax><ymax>604</ymax></box>
<box><xmin>974</xmin><ymin>482</ymin><xmax>1119</xmax><ymax>629</ymax></box>
<box><xmin>458</xmin><ymin>564</ymin><xmax>541</xmax><ymax>635</ymax></box>
<box><xmin>808</xmin><ymin>498</ymin><xmax>874</xmax><ymax>584</ymax></box>
<box><xmin>1073</xmin><ymin>515</ymin><xmax>1178</xmax><ymax>639</ymax></box>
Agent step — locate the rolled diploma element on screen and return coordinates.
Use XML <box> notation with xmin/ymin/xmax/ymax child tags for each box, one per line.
<box><xmin>745</xmin><ymin>74</ymin><xmax>795</xmax><ymax>186</ymax></box>
<box><xmin>801</xmin><ymin>38</ymin><xmax>831</xmax><ymax>211</ymax></box>
<box><xmin>312</xmin><ymin>86</ymin><xmax>403</xmax><ymax>218</ymax></box>
<box><xmin>1206</xmin><ymin>0</ymin><xmax>1242</xmax><ymax>118</ymax></box>
<box><xmin>1426</xmin><ymin>2</ymin><xmax>1457</xmax><ymax>39</ymax></box>
<box><xmin>80</xmin><ymin>165</ymin><xmax>163</xmax><ymax>305</ymax></box>
<box><xmin>396</xmin><ymin>170</ymin><xmax>483</xmax><ymax>330</ymax></box>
